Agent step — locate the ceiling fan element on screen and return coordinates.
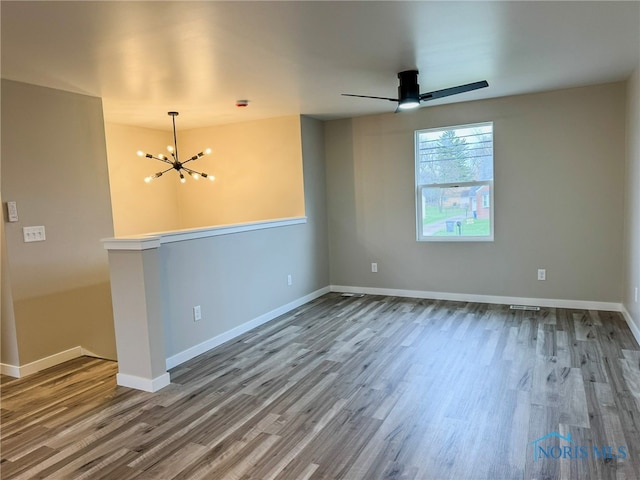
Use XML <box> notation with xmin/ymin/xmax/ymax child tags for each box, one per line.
<box><xmin>342</xmin><ymin>70</ymin><xmax>488</xmax><ymax>111</ymax></box>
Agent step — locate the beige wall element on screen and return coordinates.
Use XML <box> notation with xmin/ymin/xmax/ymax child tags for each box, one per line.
<box><xmin>105</xmin><ymin>115</ymin><xmax>305</xmax><ymax>235</ymax></box>
<box><xmin>1</xmin><ymin>80</ymin><xmax>117</xmax><ymax>364</ymax></box>
<box><xmin>105</xmin><ymin>124</ymin><xmax>181</xmax><ymax>236</ymax></box>
<box><xmin>325</xmin><ymin>82</ymin><xmax>626</xmax><ymax>303</ymax></box>
<box><xmin>179</xmin><ymin>115</ymin><xmax>305</xmax><ymax>228</ymax></box>
<box><xmin>624</xmin><ymin>67</ymin><xmax>640</xmax><ymax>326</ymax></box>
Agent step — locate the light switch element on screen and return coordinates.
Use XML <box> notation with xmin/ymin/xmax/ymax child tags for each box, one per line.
<box><xmin>7</xmin><ymin>201</ymin><xmax>18</xmax><ymax>222</ymax></box>
<box><xmin>23</xmin><ymin>226</ymin><xmax>46</xmax><ymax>242</ymax></box>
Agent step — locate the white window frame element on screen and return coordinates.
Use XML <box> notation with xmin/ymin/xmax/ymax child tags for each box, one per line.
<box><xmin>415</xmin><ymin>122</ymin><xmax>494</xmax><ymax>242</ymax></box>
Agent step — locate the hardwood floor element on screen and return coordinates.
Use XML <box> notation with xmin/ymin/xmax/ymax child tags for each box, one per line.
<box><xmin>2</xmin><ymin>293</ymin><xmax>640</xmax><ymax>479</ymax></box>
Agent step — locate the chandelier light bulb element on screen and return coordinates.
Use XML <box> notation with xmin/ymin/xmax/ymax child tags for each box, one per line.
<box><xmin>191</xmin><ymin>172</ymin><xmax>200</xmax><ymax>180</ymax></box>
<box><xmin>209</xmin><ymin>175</ymin><xmax>215</xmax><ymax>182</ymax></box>
<box><xmin>205</xmin><ymin>148</ymin><xmax>212</xmax><ymax>155</ymax></box>
<box><xmin>180</xmin><ymin>173</ymin><xmax>186</xmax><ymax>184</ymax></box>
<box><xmin>167</xmin><ymin>145</ymin><xmax>174</xmax><ymax>153</ymax></box>
<box><xmin>137</xmin><ymin>150</ymin><xmax>145</xmax><ymax>157</ymax></box>
<box><xmin>143</xmin><ymin>172</ymin><xmax>163</xmax><ymax>183</ymax></box>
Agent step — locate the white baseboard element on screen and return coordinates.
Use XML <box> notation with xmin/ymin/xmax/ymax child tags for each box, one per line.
<box><xmin>0</xmin><ymin>363</ymin><xmax>21</xmax><ymax>378</ymax></box>
<box><xmin>621</xmin><ymin>306</ymin><xmax>640</xmax><ymax>346</ymax></box>
<box><xmin>116</xmin><ymin>372</ymin><xmax>170</xmax><ymax>392</ymax></box>
<box><xmin>0</xmin><ymin>346</ymin><xmax>85</xmax><ymax>378</ymax></box>
<box><xmin>330</xmin><ymin>285</ymin><xmax>623</xmax><ymax>312</ymax></box>
<box><xmin>166</xmin><ymin>286</ymin><xmax>331</xmax><ymax>370</ymax></box>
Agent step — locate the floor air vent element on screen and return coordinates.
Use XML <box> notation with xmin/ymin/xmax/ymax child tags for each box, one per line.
<box><xmin>510</xmin><ymin>305</ymin><xmax>541</xmax><ymax>311</ymax></box>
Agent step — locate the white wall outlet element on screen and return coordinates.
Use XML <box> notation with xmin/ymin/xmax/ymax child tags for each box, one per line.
<box><xmin>371</xmin><ymin>263</ymin><xmax>378</xmax><ymax>273</ymax></box>
<box><xmin>537</xmin><ymin>269</ymin><xmax>546</xmax><ymax>281</ymax></box>
<box><xmin>7</xmin><ymin>201</ymin><xmax>18</xmax><ymax>222</ymax></box>
<box><xmin>193</xmin><ymin>305</ymin><xmax>202</xmax><ymax>321</ymax></box>
<box><xmin>287</xmin><ymin>274</ymin><xmax>292</xmax><ymax>286</ymax></box>
<box><xmin>23</xmin><ymin>226</ymin><xmax>45</xmax><ymax>242</ymax></box>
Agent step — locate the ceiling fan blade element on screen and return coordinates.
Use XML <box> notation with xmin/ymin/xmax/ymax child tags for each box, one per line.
<box><xmin>341</xmin><ymin>93</ymin><xmax>399</xmax><ymax>102</ymax></box>
<box><xmin>419</xmin><ymin>80</ymin><xmax>489</xmax><ymax>102</ymax></box>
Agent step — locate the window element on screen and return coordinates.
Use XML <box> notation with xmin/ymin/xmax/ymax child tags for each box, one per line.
<box><xmin>482</xmin><ymin>193</ymin><xmax>490</xmax><ymax>208</ymax></box>
<box><xmin>415</xmin><ymin>122</ymin><xmax>494</xmax><ymax>241</ymax></box>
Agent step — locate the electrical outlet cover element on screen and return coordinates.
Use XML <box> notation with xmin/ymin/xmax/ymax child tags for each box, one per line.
<box><xmin>23</xmin><ymin>226</ymin><xmax>45</xmax><ymax>242</ymax></box>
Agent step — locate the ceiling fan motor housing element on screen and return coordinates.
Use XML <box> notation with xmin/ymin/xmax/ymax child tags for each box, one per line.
<box><xmin>398</xmin><ymin>70</ymin><xmax>420</xmax><ymax>101</ymax></box>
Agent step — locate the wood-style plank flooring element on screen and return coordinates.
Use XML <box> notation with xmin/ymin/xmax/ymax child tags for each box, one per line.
<box><xmin>2</xmin><ymin>293</ymin><xmax>640</xmax><ymax>479</ymax></box>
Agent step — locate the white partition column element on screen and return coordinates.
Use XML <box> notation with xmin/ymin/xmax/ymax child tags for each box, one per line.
<box><xmin>103</xmin><ymin>237</ymin><xmax>170</xmax><ymax>392</ymax></box>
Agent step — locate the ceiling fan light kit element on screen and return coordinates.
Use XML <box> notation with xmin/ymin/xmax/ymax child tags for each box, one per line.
<box><xmin>397</xmin><ymin>70</ymin><xmax>421</xmax><ymax>110</ymax></box>
<box><xmin>342</xmin><ymin>70</ymin><xmax>489</xmax><ymax>111</ymax></box>
<box><xmin>398</xmin><ymin>98</ymin><xmax>421</xmax><ymax>110</ymax></box>
<box><xmin>137</xmin><ymin>111</ymin><xmax>216</xmax><ymax>184</ymax></box>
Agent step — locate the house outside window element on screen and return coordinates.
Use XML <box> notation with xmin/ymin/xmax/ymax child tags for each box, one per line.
<box><xmin>415</xmin><ymin>122</ymin><xmax>494</xmax><ymax>241</ymax></box>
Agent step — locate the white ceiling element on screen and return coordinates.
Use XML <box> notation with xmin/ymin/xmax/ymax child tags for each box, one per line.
<box><xmin>2</xmin><ymin>1</ymin><xmax>639</xmax><ymax>130</ymax></box>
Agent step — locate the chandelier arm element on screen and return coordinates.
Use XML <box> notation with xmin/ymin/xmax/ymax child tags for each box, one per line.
<box><xmin>148</xmin><ymin>155</ymin><xmax>173</xmax><ymax>165</ymax></box>
<box><xmin>182</xmin><ymin>166</ymin><xmax>209</xmax><ymax>178</ymax></box>
<box><xmin>160</xmin><ymin>166</ymin><xmax>174</xmax><ymax>174</ymax></box>
<box><xmin>181</xmin><ymin>156</ymin><xmax>200</xmax><ymax>165</ymax></box>
<box><xmin>139</xmin><ymin>152</ymin><xmax>172</xmax><ymax>165</ymax></box>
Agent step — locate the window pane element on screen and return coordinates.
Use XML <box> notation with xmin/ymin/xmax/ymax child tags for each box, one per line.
<box><xmin>420</xmin><ymin>185</ymin><xmax>492</xmax><ymax>238</ymax></box>
<box><xmin>417</xmin><ymin>124</ymin><xmax>493</xmax><ymax>184</ymax></box>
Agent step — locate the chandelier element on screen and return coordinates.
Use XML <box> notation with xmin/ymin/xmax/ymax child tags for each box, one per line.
<box><xmin>137</xmin><ymin>111</ymin><xmax>215</xmax><ymax>184</ymax></box>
